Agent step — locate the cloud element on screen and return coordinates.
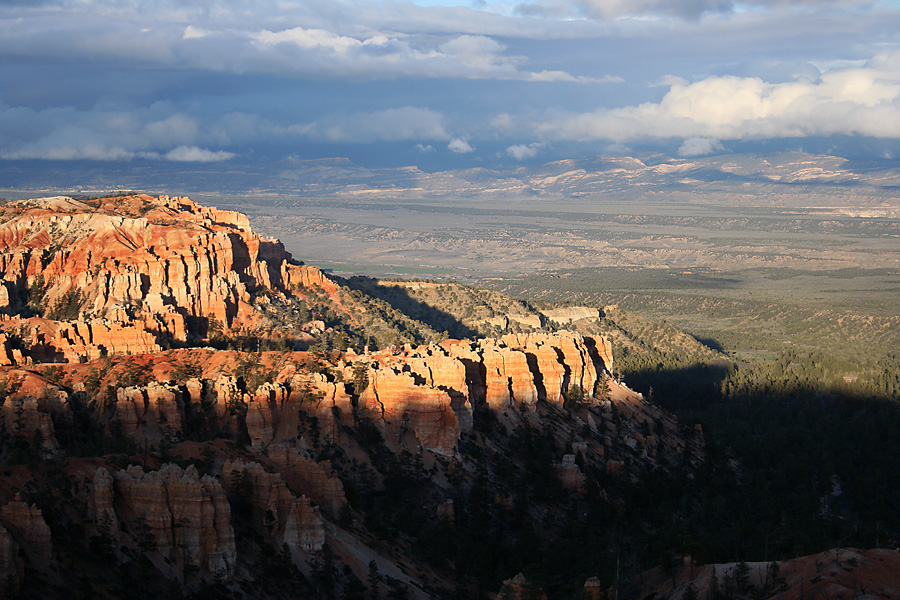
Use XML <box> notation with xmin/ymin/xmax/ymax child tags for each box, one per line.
<box><xmin>0</xmin><ymin>4</ymin><xmax>598</xmax><ymax>84</ymax></box>
<box><xmin>601</xmin><ymin>143</ymin><xmax>632</xmax><ymax>156</ymax></box>
<box><xmin>529</xmin><ymin>70</ymin><xmax>623</xmax><ymax>83</ymax></box>
<box><xmin>490</xmin><ymin>112</ymin><xmax>516</xmax><ymax>133</ymax></box>
<box><xmin>517</xmin><ymin>0</ymin><xmax>874</xmax><ymax>20</ymax></box>
<box><xmin>2</xmin><ymin>0</ymin><xmax>900</xmax><ymax>168</ymax></box>
<box><xmin>295</xmin><ymin>107</ymin><xmax>450</xmax><ymax>143</ymax></box>
<box><xmin>0</xmin><ymin>101</ymin><xmax>234</xmax><ymax>161</ymax></box>
<box><xmin>448</xmin><ymin>138</ymin><xmax>475</xmax><ymax>153</ymax></box>
<box><xmin>654</xmin><ymin>75</ymin><xmax>689</xmax><ymax>87</ymax></box>
<box><xmin>415</xmin><ymin>143</ymin><xmax>436</xmax><ymax>153</ymax></box>
<box><xmin>678</xmin><ymin>137</ymin><xmax>724</xmax><ymax>156</ymax></box>
<box><xmin>535</xmin><ymin>57</ymin><xmax>900</xmax><ymax>142</ymax></box>
<box><xmin>253</xmin><ymin>27</ymin><xmax>364</xmax><ymax>53</ymax></box>
<box><xmin>506</xmin><ymin>141</ymin><xmax>547</xmax><ymax>159</ymax></box>
<box><xmin>164</xmin><ymin>146</ymin><xmax>236</xmax><ymax>162</ymax></box>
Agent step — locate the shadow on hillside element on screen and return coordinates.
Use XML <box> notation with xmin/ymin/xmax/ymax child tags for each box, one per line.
<box><xmin>342</xmin><ymin>276</ymin><xmax>479</xmax><ymax>339</ymax></box>
<box><xmin>622</xmin><ymin>361</ymin><xmax>733</xmax><ymax>415</ymax></box>
<box><xmin>694</xmin><ymin>337</ymin><xmax>726</xmax><ymax>352</ymax></box>
<box><xmin>621</xmin><ymin>359</ymin><xmax>900</xmax><ymax>559</ymax></box>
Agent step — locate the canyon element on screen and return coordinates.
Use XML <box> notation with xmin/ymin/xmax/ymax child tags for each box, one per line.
<box><xmin>0</xmin><ymin>193</ymin><xmax>893</xmax><ymax>600</ymax></box>
<box><xmin>0</xmin><ymin>194</ymin><xmax>705</xmax><ymax>599</ymax></box>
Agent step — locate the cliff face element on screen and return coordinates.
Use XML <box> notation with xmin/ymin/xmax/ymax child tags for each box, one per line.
<box><xmin>0</xmin><ymin>331</ymin><xmax>632</xmax><ymax>464</ymax></box>
<box><xmin>102</xmin><ymin>464</ymin><xmax>236</xmax><ymax>577</ymax></box>
<box><xmin>0</xmin><ymin>194</ymin><xmax>334</xmax><ymax>362</ymax></box>
<box><xmin>0</xmin><ymin>194</ymin><xmax>711</xmax><ymax>600</ymax></box>
<box><xmin>0</xmin><ymin>522</ymin><xmax>23</xmax><ymax>593</ymax></box>
<box><xmin>222</xmin><ymin>459</ymin><xmax>325</xmax><ymax>554</ymax></box>
<box><xmin>0</xmin><ymin>497</ymin><xmax>52</xmax><ymax>563</ymax></box>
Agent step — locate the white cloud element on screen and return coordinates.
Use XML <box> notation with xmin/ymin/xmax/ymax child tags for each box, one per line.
<box><xmin>654</xmin><ymin>75</ymin><xmax>689</xmax><ymax>87</ymax></box>
<box><xmin>253</xmin><ymin>27</ymin><xmax>363</xmax><ymax>54</ymax></box>
<box><xmin>535</xmin><ymin>58</ymin><xmax>900</xmax><ymax>142</ymax></box>
<box><xmin>183</xmin><ymin>25</ymin><xmax>209</xmax><ymax>40</ymax></box>
<box><xmin>0</xmin><ymin>101</ymin><xmax>235</xmax><ymax>161</ymax></box>
<box><xmin>164</xmin><ymin>146</ymin><xmax>236</xmax><ymax>162</ymax></box>
<box><xmin>678</xmin><ymin>137</ymin><xmax>724</xmax><ymax>156</ymax></box>
<box><xmin>529</xmin><ymin>70</ymin><xmax>623</xmax><ymax>83</ymax></box>
<box><xmin>415</xmin><ymin>143</ymin><xmax>436</xmax><ymax>153</ymax></box>
<box><xmin>439</xmin><ymin>34</ymin><xmax>507</xmax><ymax>63</ymax></box>
<box><xmin>490</xmin><ymin>112</ymin><xmax>516</xmax><ymax>133</ymax></box>
<box><xmin>0</xmin><ymin>5</ymin><xmax>603</xmax><ymax>83</ymax></box>
<box><xmin>506</xmin><ymin>141</ymin><xmax>547</xmax><ymax>159</ymax></box>
<box><xmin>517</xmin><ymin>0</ymin><xmax>874</xmax><ymax>20</ymax></box>
<box><xmin>2</xmin><ymin>0</ymin><xmax>900</xmax><ymax>165</ymax></box>
<box><xmin>448</xmin><ymin>138</ymin><xmax>475</xmax><ymax>153</ymax></box>
<box><xmin>143</xmin><ymin>114</ymin><xmax>200</xmax><ymax>147</ymax></box>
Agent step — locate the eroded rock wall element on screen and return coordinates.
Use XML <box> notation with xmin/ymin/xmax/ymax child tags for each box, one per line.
<box><xmin>222</xmin><ymin>459</ymin><xmax>325</xmax><ymax>553</ymax></box>
<box><xmin>102</xmin><ymin>464</ymin><xmax>236</xmax><ymax>577</ymax></box>
<box><xmin>0</xmin><ymin>195</ymin><xmax>335</xmax><ymax>363</ymax></box>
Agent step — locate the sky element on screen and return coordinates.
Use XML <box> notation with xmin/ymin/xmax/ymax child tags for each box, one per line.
<box><xmin>1</xmin><ymin>0</ymin><xmax>900</xmax><ymax>178</ymax></box>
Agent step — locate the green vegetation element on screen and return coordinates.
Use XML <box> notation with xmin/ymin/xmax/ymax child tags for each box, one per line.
<box><xmin>480</xmin><ymin>265</ymin><xmax>900</xmax><ymax>563</ymax></box>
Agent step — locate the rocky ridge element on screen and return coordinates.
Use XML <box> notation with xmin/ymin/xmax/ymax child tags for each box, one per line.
<box><xmin>0</xmin><ymin>193</ymin><xmax>708</xmax><ymax>599</ymax></box>
<box><xmin>628</xmin><ymin>549</ymin><xmax>900</xmax><ymax>600</ymax></box>
<box><xmin>0</xmin><ymin>328</ymin><xmax>696</xmax><ymax>597</ymax></box>
<box><xmin>0</xmin><ymin>194</ymin><xmax>335</xmax><ymax>362</ymax></box>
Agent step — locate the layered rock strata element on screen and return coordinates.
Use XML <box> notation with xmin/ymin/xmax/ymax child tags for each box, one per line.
<box><xmin>1</xmin><ymin>331</ymin><xmax>616</xmax><ymax>458</ymax></box>
<box><xmin>222</xmin><ymin>459</ymin><xmax>325</xmax><ymax>553</ymax></box>
<box><xmin>0</xmin><ymin>497</ymin><xmax>52</xmax><ymax>563</ymax></box>
<box><xmin>0</xmin><ymin>194</ymin><xmax>335</xmax><ymax>363</ymax></box>
<box><xmin>97</xmin><ymin>464</ymin><xmax>236</xmax><ymax>577</ymax></box>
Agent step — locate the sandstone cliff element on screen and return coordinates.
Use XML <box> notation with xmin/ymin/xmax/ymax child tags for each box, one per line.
<box><xmin>222</xmin><ymin>459</ymin><xmax>325</xmax><ymax>554</ymax></box>
<box><xmin>0</xmin><ymin>194</ymin><xmax>335</xmax><ymax>363</ymax></box>
<box><xmin>0</xmin><ymin>497</ymin><xmax>52</xmax><ymax>565</ymax></box>
<box><xmin>99</xmin><ymin>464</ymin><xmax>236</xmax><ymax>578</ymax></box>
<box><xmin>0</xmin><ymin>194</ymin><xmax>713</xmax><ymax>600</ymax></box>
<box><xmin>0</xmin><ymin>522</ymin><xmax>23</xmax><ymax>593</ymax></box>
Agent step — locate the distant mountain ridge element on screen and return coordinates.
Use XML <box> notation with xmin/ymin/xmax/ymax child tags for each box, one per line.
<box><xmin>4</xmin><ymin>151</ymin><xmax>899</xmax><ymax>200</ymax></box>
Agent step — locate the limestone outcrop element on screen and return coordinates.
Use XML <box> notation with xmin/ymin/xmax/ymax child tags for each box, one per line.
<box><xmin>104</xmin><ymin>464</ymin><xmax>236</xmax><ymax>577</ymax></box>
<box><xmin>0</xmin><ymin>370</ymin><xmax>69</xmax><ymax>458</ymax></box>
<box><xmin>556</xmin><ymin>454</ymin><xmax>586</xmax><ymax>489</ymax></box>
<box><xmin>496</xmin><ymin>573</ymin><xmax>548</xmax><ymax>600</ymax></box>
<box><xmin>223</xmin><ymin>459</ymin><xmax>325</xmax><ymax>554</ymax></box>
<box><xmin>0</xmin><ymin>194</ymin><xmax>335</xmax><ymax>363</ymax></box>
<box><xmin>372</xmin><ymin>331</ymin><xmax>610</xmax><ymax>415</ymax></box>
<box><xmin>266</xmin><ymin>445</ymin><xmax>346</xmax><ymax>515</ymax></box>
<box><xmin>542</xmin><ymin>306</ymin><xmax>601</xmax><ymax>324</ymax></box>
<box><xmin>0</xmin><ymin>497</ymin><xmax>52</xmax><ymax>562</ymax></box>
<box><xmin>1</xmin><ymin>329</ymin><xmax>617</xmax><ymax>462</ymax></box>
<box><xmin>360</xmin><ymin>367</ymin><xmax>461</xmax><ymax>454</ymax></box>
<box><xmin>0</xmin><ymin>523</ymin><xmax>23</xmax><ymax>593</ymax></box>
<box><xmin>113</xmin><ymin>382</ymin><xmax>186</xmax><ymax>444</ymax></box>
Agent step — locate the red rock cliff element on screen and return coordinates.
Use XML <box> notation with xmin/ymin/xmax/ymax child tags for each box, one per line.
<box><xmin>0</xmin><ymin>194</ymin><xmax>334</xmax><ymax>362</ymax></box>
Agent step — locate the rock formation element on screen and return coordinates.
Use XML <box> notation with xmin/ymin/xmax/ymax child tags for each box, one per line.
<box><xmin>0</xmin><ymin>523</ymin><xmax>23</xmax><ymax>593</ymax></box>
<box><xmin>0</xmin><ymin>194</ymin><xmax>711</xmax><ymax>600</ymax></box>
<box><xmin>0</xmin><ymin>194</ymin><xmax>335</xmax><ymax>363</ymax></box>
<box><xmin>104</xmin><ymin>464</ymin><xmax>236</xmax><ymax>577</ymax></box>
<box><xmin>113</xmin><ymin>382</ymin><xmax>186</xmax><ymax>444</ymax></box>
<box><xmin>223</xmin><ymin>459</ymin><xmax>325</xmax><ymax>554</ymax></box>
<box><xmin>0</xmin><ymin>370</ymin><xmax>69</xmax><ymax>458</ymax></box>
<box><xmin>496</xmin><ymin>573</ymin><xmax>548</xmax><ymax>600</ymax></box>
<box><xmin>542</xmin><ymin>306</ymin><xmax>601</xmax><ymax>324</ymax></box>
<box><xmin>266</xmin><ymin>445</ymin><xmax>346</xmax><ymax>515</ymax></box>
<box><xmin>0</xmin><ymin>497</ymin><xmax>52</xmax><ymax>562</ymax></box>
